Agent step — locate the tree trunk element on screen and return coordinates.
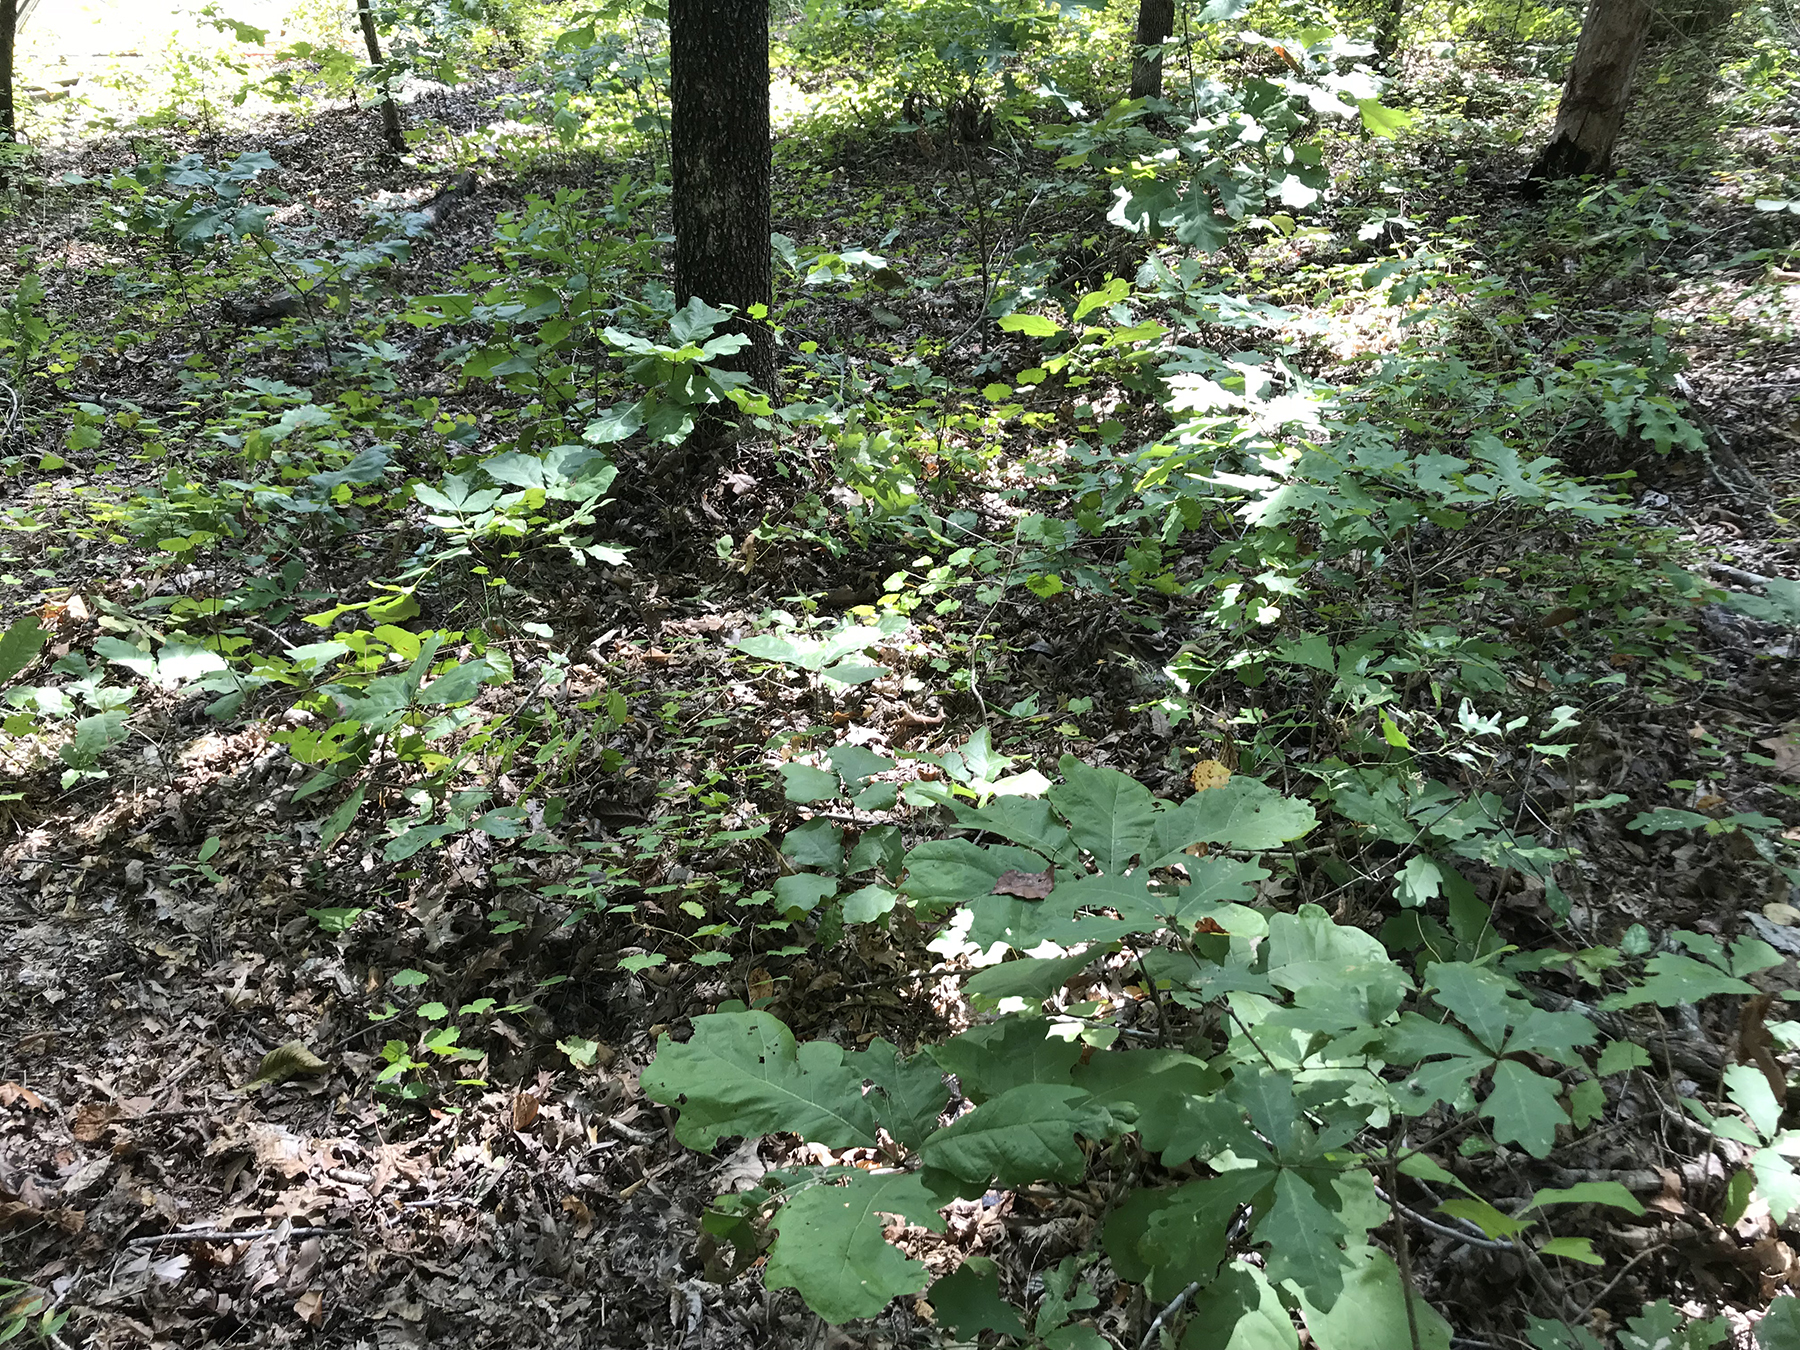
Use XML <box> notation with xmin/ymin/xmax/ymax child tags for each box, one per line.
<box><xmin>1374</xmin><ymin>0</ymin><xmax>1404</xmax><ymax>67</ymax></box>
<box><xmin>1129</xmin><ymin>0</ymin><xmax>1175</xmax><ymax>101</ymax></box>
<box><xmin>0</xmin><ymin>0</ymin><xmax>17</xmax><ymax>143</ymax></box>
<box><xmin>354</xmin><ymin>0</ymin><xmax>406</xmax><ymax>157</ymax></box>
<box><xmin>1526</xmin><ymin>0</ymin><xmax>1651</xmax><ymax>185</ymax></box>
<box><xmin>670</xmin><ymin>0</ymin><xmax>775</xmax><ymax>392</ymax></box>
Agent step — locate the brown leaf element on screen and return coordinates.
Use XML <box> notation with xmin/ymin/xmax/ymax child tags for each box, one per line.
<box><xmin>1194</xmin><ymin>917</ymin><xmax>1228</xmax><ymax>936</ymax></box>
<box><xmin>991</xmin><ymin>867</ymin><xmax>1055</xmax><ymax>899</ymax></box>
<box><xmin>293</xmin><ymin>1289</ymin><xmax>325</xmax><ymax>1326</ymax></box>
<box><xmin>0</xmin><ymin>1082</ymin><xmax>46</xmax><ymax>1111</ymax></box>
<box><xmin>72</xmin><ymin>1102</ymin><xmax>121</xmax><ymax>1143</ymax></box>
<box><xmin>511</xmin><ymin>1093</ymin><xmax>540</xmax><ymax>1133</ymax></box>
<box><xmin>746</xmin><ymin>968</ymin><xmax>775</xmax><ymax>1004</ymax></box>
<box><xmin>1190</xmin><ymin>759</ymin><xmax>1231</xmax><ymax>793</ymax></box>
<box><xmin>1760</xmin><ymin>729</ymin><xmax>1800</xmax><ymax>780</ymax></box>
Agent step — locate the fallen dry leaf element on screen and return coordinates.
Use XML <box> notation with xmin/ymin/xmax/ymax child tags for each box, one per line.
<box><xmin>71</xmin><ymin>1101</ymin><xmax>121</xmax><ymax>1143</ymax></box>
<box><xmin>293</xmin><ymin>1289</ymin><xmax>324</xmax><ymax>1326</ymax></box>
<box><xmin>991</xmin><ymin>867</ymin><xmax>1055</xmax><ymax>899</ymax></box>
<box><xmin>747</xmin><ymin>968</ymin><xmax>775</xmax><ymax>1004</ymax></box>
<box><xmin>1190</xmin><ymin>759</ymin><xmax>1231</xmax><ymax>792</ymax></box>
<box><xmin>512</xmin><ymin>1092</ymin><xmax>540</xmax><ymax>1132</ymax></box>
<box><xmin>0</xmin><ymin>1082</ymin><xmax>46</xmax><ymax>1111</ymax></box>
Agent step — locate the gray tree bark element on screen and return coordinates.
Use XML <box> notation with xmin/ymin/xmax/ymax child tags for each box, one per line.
<box><xmin>1129</xmin><ymin>0</ymin><xmax>1175</xmax><ymax>101</ymax></box>
<box><xmin>0</xmin><ymin>0</ymin><xmax>17</xmax><ymax>142</ymax></box>
<box><xmin>1527</xmin><ymin>0</ymin><xmax>1651</xmax><ymax>184</ymax></box>
<box><xmin>355</xmin><ymin>0</ymin><xmax>406</xmax><ymax>157</ymax></box>
<box><xmin>670</xmin><ymin>0</ymin><xmax>776</xmax><ymax>392</ymax></box>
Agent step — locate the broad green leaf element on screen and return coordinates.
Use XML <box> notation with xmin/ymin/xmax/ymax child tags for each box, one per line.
<box><xmin>1150</xmin><ymin>777</ymin><xmax>1317</xmax><ymax>859</ymax></box>
<box><xmin>1048</xmin><ymin>755</ymin><xmax>1157</xmax><ymax>874</ymax></box>
<box><xmin>1258</xmin><ymin>1168</ymin><xmax>1355</xmax><ymax>1307</ymax></box>
<box><xmin>1424</xmin><ymin>962</ymin><xmax>1515</xmax><ymax>1053</ymax></box>
<box><xmin>1136</xmin><ymin>1168</ymin><xmax>1276</xmax><ymax>1299</ymax></box>
<box><xmin>1291</xmin><ymin>1246</ymin><xmax>1452</xmax><ymax>1350</ymax></box>
<box><xmin>1385</xmin><ymin>1012</ymin><xmax>1488</xmax><ymax>1065</ymax></box>
<box><xmin>1599</xmin><ymin>953</ymin><xmax>1756</xmax><ymax>1009</ymax></box>
<box><xmin>1264</xmin><ymin>907</ymin><xmax>1409</xmax><ymax>1020</ymax></box>
<box><xmin>774</xmin><ymin>872</ymin><xmax>838</xmax><ymax>915</ymax></box>
<box><xmin>1752</xmin><ymin>1144</ymin><xmax>1800</xmax><ymax>1222</ymax></box>
<box><xmin>952</xmin><ymin>796</ymin><xmax>1082</xmax><ymax>866</ymax></box>
<box><xmin>902</xmin><ymin>840</ymin><xmax>1051</xmax><ymax>909</ymax></box>
<box><xmin>1357</xmin><ymin>99</ymin><xmax>1414</xmax><ymax>139</ymax></box>
<box><xmin>93</xmin><ymin>635</ymin><xmax>157</xmax><ymax>680</ymax></box>
<box><xmin>1180</xmin><ymin>1263</ymin><xmax>1298</xmax><ymax>1350</ymax></box>
<box><xmin>827</xmin><ymin>744</ymin><xmax>894</xmax><ymax>789</ymax></box>
<box><xmin>780</xmin><ymin>763</ymin><xmax>842</xmax><ymax>802</ymax></box>
<box><xmin>850</xmin><ymin>1040</ymin><xmax>949</xmax><ymax>1149</ymax></box>
<box><xmin>1524</xmin><ymin>1182</ymin><xmax>1645</xmax><ymax>1216</ymax></box>
<box><xmin>383</xmin><ymin>821</ymin><xmax>462</xmax><ymax>861</ymax></box>
<box><xmin>929</xmin><ymin>1257</ymin><xmax>1027</xmax><ymax>1337</ymax></box>
<box><xmin>1593</xmin><ymin>1038</ymin><xmax>1650</xmax><ymax>1075</ymax></box>
<box><xmin>1759</xmin><ymin>1295</ymin><xmax>1800</xmax><ymax>1350</ymax></box>
<box><xmin>964</xmin><ymin>951</ymin><xmax>1103</xmax><ymax>1005</ymax></box>
<box><xmin>1726</xmin><ymin>1063</ymin><xmax>1784</xmax><ymax>1140</ymax></box>
<box><xmin>781</xmin><ymin>818</ymin><xmax>844</xmax><ymax>869</ymax></box>
<box><xmin>1436</xmin><ymin>1197</ymin><xmax>1531</xmax><ymax>1239</ymax></box>
<box><xmin>919</xmin><ymin>1083</ymin><xmax>1107</xmax><ymax>1185</ymax></box>
<box><xmin>930</xmin><ymin>1018</ymin><xmax>1080</xmax><ymax>1103</ymax></box>
<box><xmin>998</xmin><ymin>312</ymin><xmax>1062</xmax><ymax>338</ymax></box>
<box><xmin>1537</xmin><ymin>1237</ymin><xmax>1602</xmax><ymax>1265</ymax></box>
<box><xmin>1395</xmin><ymin>855</ymin><xmax>1443</xmax><ymax>908</ymax></box>
<box><xmin>320</xmin><ymin>784</ymin><xmax>366</xmax><ymax>850</ymax></box>
<box><xmin>1482</xmin><ymin>1061</ymin><xmax>1567</xmax><ymax>1158</ymax></box>
<box><xmin>764</xmin><ymin>1169</ymin><xmax>949</xmax><ymax>1323</ymax></box>
<box><xmin>419</xmin><ymin>659</ymin><xmax>494</xmax><ymax>705</ymax></box>
<box><xmin>841</xmin><ymin>884</ymin><xmax>898</xmax><ymax>923</ymax></box>
<box><xmin>642</xmin><ymin>1011</ymin><xmax>878</xmax><ymax>1149</ymax></box>
<box><xmin>0</xmin><ymin>617</ymin><xmax>47</xmax><ymax>685</ymax></box>
<box><xmin>1502</xmin><ymin>1006</ymin><xmax>1597</xmax><ymax>1066</ymax></box>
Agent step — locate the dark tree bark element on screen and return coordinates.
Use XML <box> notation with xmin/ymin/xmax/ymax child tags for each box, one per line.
<box><xmin>0</xmin><ymin>0</ymin><xmax>18</xmax><ymax>143</ymax></box>
<box><xmin>355</xmin><ymin>0</ymin><xmax>406</xmax><ymax>157</ymax></box>
<box><xmin>670</xmin><ymin>0</ymin><xmax>775</xmax><ymax>391</ymax></box>
<box><xmin>1129</xmin><ymin>0</ymin><xmax>1175</xmax><ymax>101</ymax></box>
<box><xmin>1526</xmin><ymin>0</ymin><xmax>1651</xmax><ymax>186</ymax></box>
<box><xmin>1374</xmin><ymin>0</ymin><xmax>1404</xmax><ymax>67</ymax></box>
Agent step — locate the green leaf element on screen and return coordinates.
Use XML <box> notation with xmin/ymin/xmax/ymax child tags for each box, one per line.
<box><xmin>1135</xmin><ymin>1168</ymin><xmax>1276</xmax><ymax>1299</ymax></box>
<box><xmin>850</xmin><ymin>1040</ymin><xmax>950</xmax><ymax>1149</ymax></box>
<box><xmin>1758</xmin><ymin>1295</ymin><xmax>1800</xmax><ymax>1350</ymax></box>
<box><xmin>827</xmin><ymin>744</ymin><xmax>895</xmax><ymax>789</ymax></box>
<box><xmin>1481</xmin><ymin>1061</ymin><xmax>1567</xmax><ymax>1158</ymax></box>
<box><xmin>780</xmin><ymin>762</ymin><xmax>842</xmax><ymax>802</ymax></box>
<box><xmin>1180</xmin><ymin>1263</ymin><xmax>1299</xmax><ymax>1350</ymax></box>
<box><xmin>1524</xmin><ymin>1182</ymin><xmax>1645</xmax><ymax>1216</ymax></box>
<box><xmin>773</xmin><ymin>872</ymin><xmax>839</xmax><ymax>916</ymax></box>
<box><xmin>1436</xmin><ymin>1197</ymin><xmax>1531</xmax><ymax>1239</ymax></box>
<box><xmin>963</xmin><ymin>951</ymin><xmax>1102</xmax><ymax>1005</ymax></box>
<box><xmin>641</xmin><ymin>1011</ymin><xmax>878</xmax><ymax>1149</ymax></box>
<box><xmin>764</xmin><ymin>1169</ymin><xmax>949</xmax><ymax>1323</ymax></box>
<box><xmin>1537</xmin><ymin>1237</ymin><xmax>1602</xmax><ymax>1265</ymax></box>
<box><xmin>1568</xmin><ymin>1077</ymin><xmax>1605</xmax><ymax>1129</ymax></box>
<box><xmin>384</xmin><ymin>821</ymin><xmax>462</xmax><ymax>862</ymax></box>
<box><xmin>1048</xmin><ymin>756</ymin><xmax>1157</xmax><ymax>874</ymax></box>
<box><xmin>1395</xmin><ymin>855</ymin><xmax>1443</xmax><ymax>908</ymax></box>
<box><xmin>1424</xmin><ymin>962</ymin><xmax>1515</xmax><ymax>1053</ymax></box>
<box><xmin>320</xmin><ymin>784</ymin><xmax>366</xmax><ymax>851</ymax></box>
<box><xmin>1357</xmin><ymin>99</ymin><xmax>1414</xmax><ymax>139</ymax></box>
<box><xmin>901</xmin><ymin>840</ymin><xmax>1052</xmax><ymax>910</ymax></box>
<box><xmin>1599</xmin><ymin>953</ymin><xmax>1756</xmax><ymax>1009</ymax></box>
<box><xmin>1291</xmin><ymin>1247</ymin><xmax>1452</xmax><ymax>1350</ymax></box>
<box><xmin>930</xmin><ymin>1257</ymin><xmax>1027</xmax><ymax>1337</ymax></box>
<box><xmin>1725</xmin><ymin>1063</ymin><xmax>1784</xmax><ymax>1139</ymax></box>
<box><xmin>998</xmin><ymin>312</ymin><xmax>1063</xmax><ymax>338</ymax></box>
<box><xmin>841</xmin><ymin>884</ymin><xmax>898</xmax><ymax>923</ymax></box>
<box><xmin>919</xmin><ymin>1083</ymin><xmax>1107</xmax><ymax>1186</ymax></box>
<box><xmin>929</xmin><ymin>1018</ymin><xmax>1080</xmax><ymax>1104</ymax></box>
<box><xmin>1258</xmin><ymin>1168</ymin><xmax>1355</xmax><ymax>1306</ymax></box>
<box><xmin>1150</xmin><ymin>777</ymin><xmax>1318</xmax><ymax>858</ymax></box>
<box><xmin>0</xmin><ymin>617</ymin><xmax>47</xmax><ymax>685</ymax></box>
<box><xmin>419</xmin><ymin>659</ymin><xmax>495</xmax><ymax>705</ymax></box>
<box><xmin>782</xmin><ymin>818</ymin><xmax>845</xmax><ymax>869</ymax></box>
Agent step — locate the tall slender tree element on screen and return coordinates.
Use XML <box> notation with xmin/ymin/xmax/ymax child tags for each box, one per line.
<box><xmin>0</xmin><ymin>0</ymin><xmax>18</xmax><ymax>144</ymax></box>
<box><xmin>355</xmin><ymin>0</ymin><xmax>406</xmax><ymax>157</ymax></box>
<box><xmin>1129</xmin><ymin>0</ymin><xmax>1175</xmax><ymax>100</ymax></box>
<box><xmin>668</xmin><ymin>0</ymin><xmax>776</xmax><ymax>392</ymax></box>
<box><xmin>1526</xmin><ymin>0</ymin><xmax>1651</xmax><ymax>185</ymax></box>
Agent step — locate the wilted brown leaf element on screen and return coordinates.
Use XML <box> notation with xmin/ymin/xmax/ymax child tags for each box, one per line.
<box><xmin>991</xmin><ymin>867</ymin><xmax>1055</xmax><ymax>899</ymax></box>
<box><xmin>0</xmin><ymin>1082</ymin><xmax>46</xmax><ymax>1111</ymax></box>
<box><xmin>72</xmin><ymin>1101</ymin><xmax>121</xmax><ymax>1143</ymax></box>
<box><xmin>747</xmin><ymin>968</ymin><xmax>775</xmax><ymax>1003</ymax></box>
<box><xmin>293</xmin><ymin>1289</ymin><xmax>324</xmax><ymax>1326</ymax></box>
<box><xmin>512</xmin><ymin>1092</ymin><xmax>540</xmax><ymax>1132</ymax></box>
<box><xmin>1190</xmin><ymin>759</ymin><xmax>1231</xmax><ymax>792</ymax></box>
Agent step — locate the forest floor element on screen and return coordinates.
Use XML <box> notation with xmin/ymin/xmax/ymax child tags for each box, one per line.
<box><xmin>3</xmin><ymin>27</ymin><xmax>1800</xmax><ymax>1350</ymax></box>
